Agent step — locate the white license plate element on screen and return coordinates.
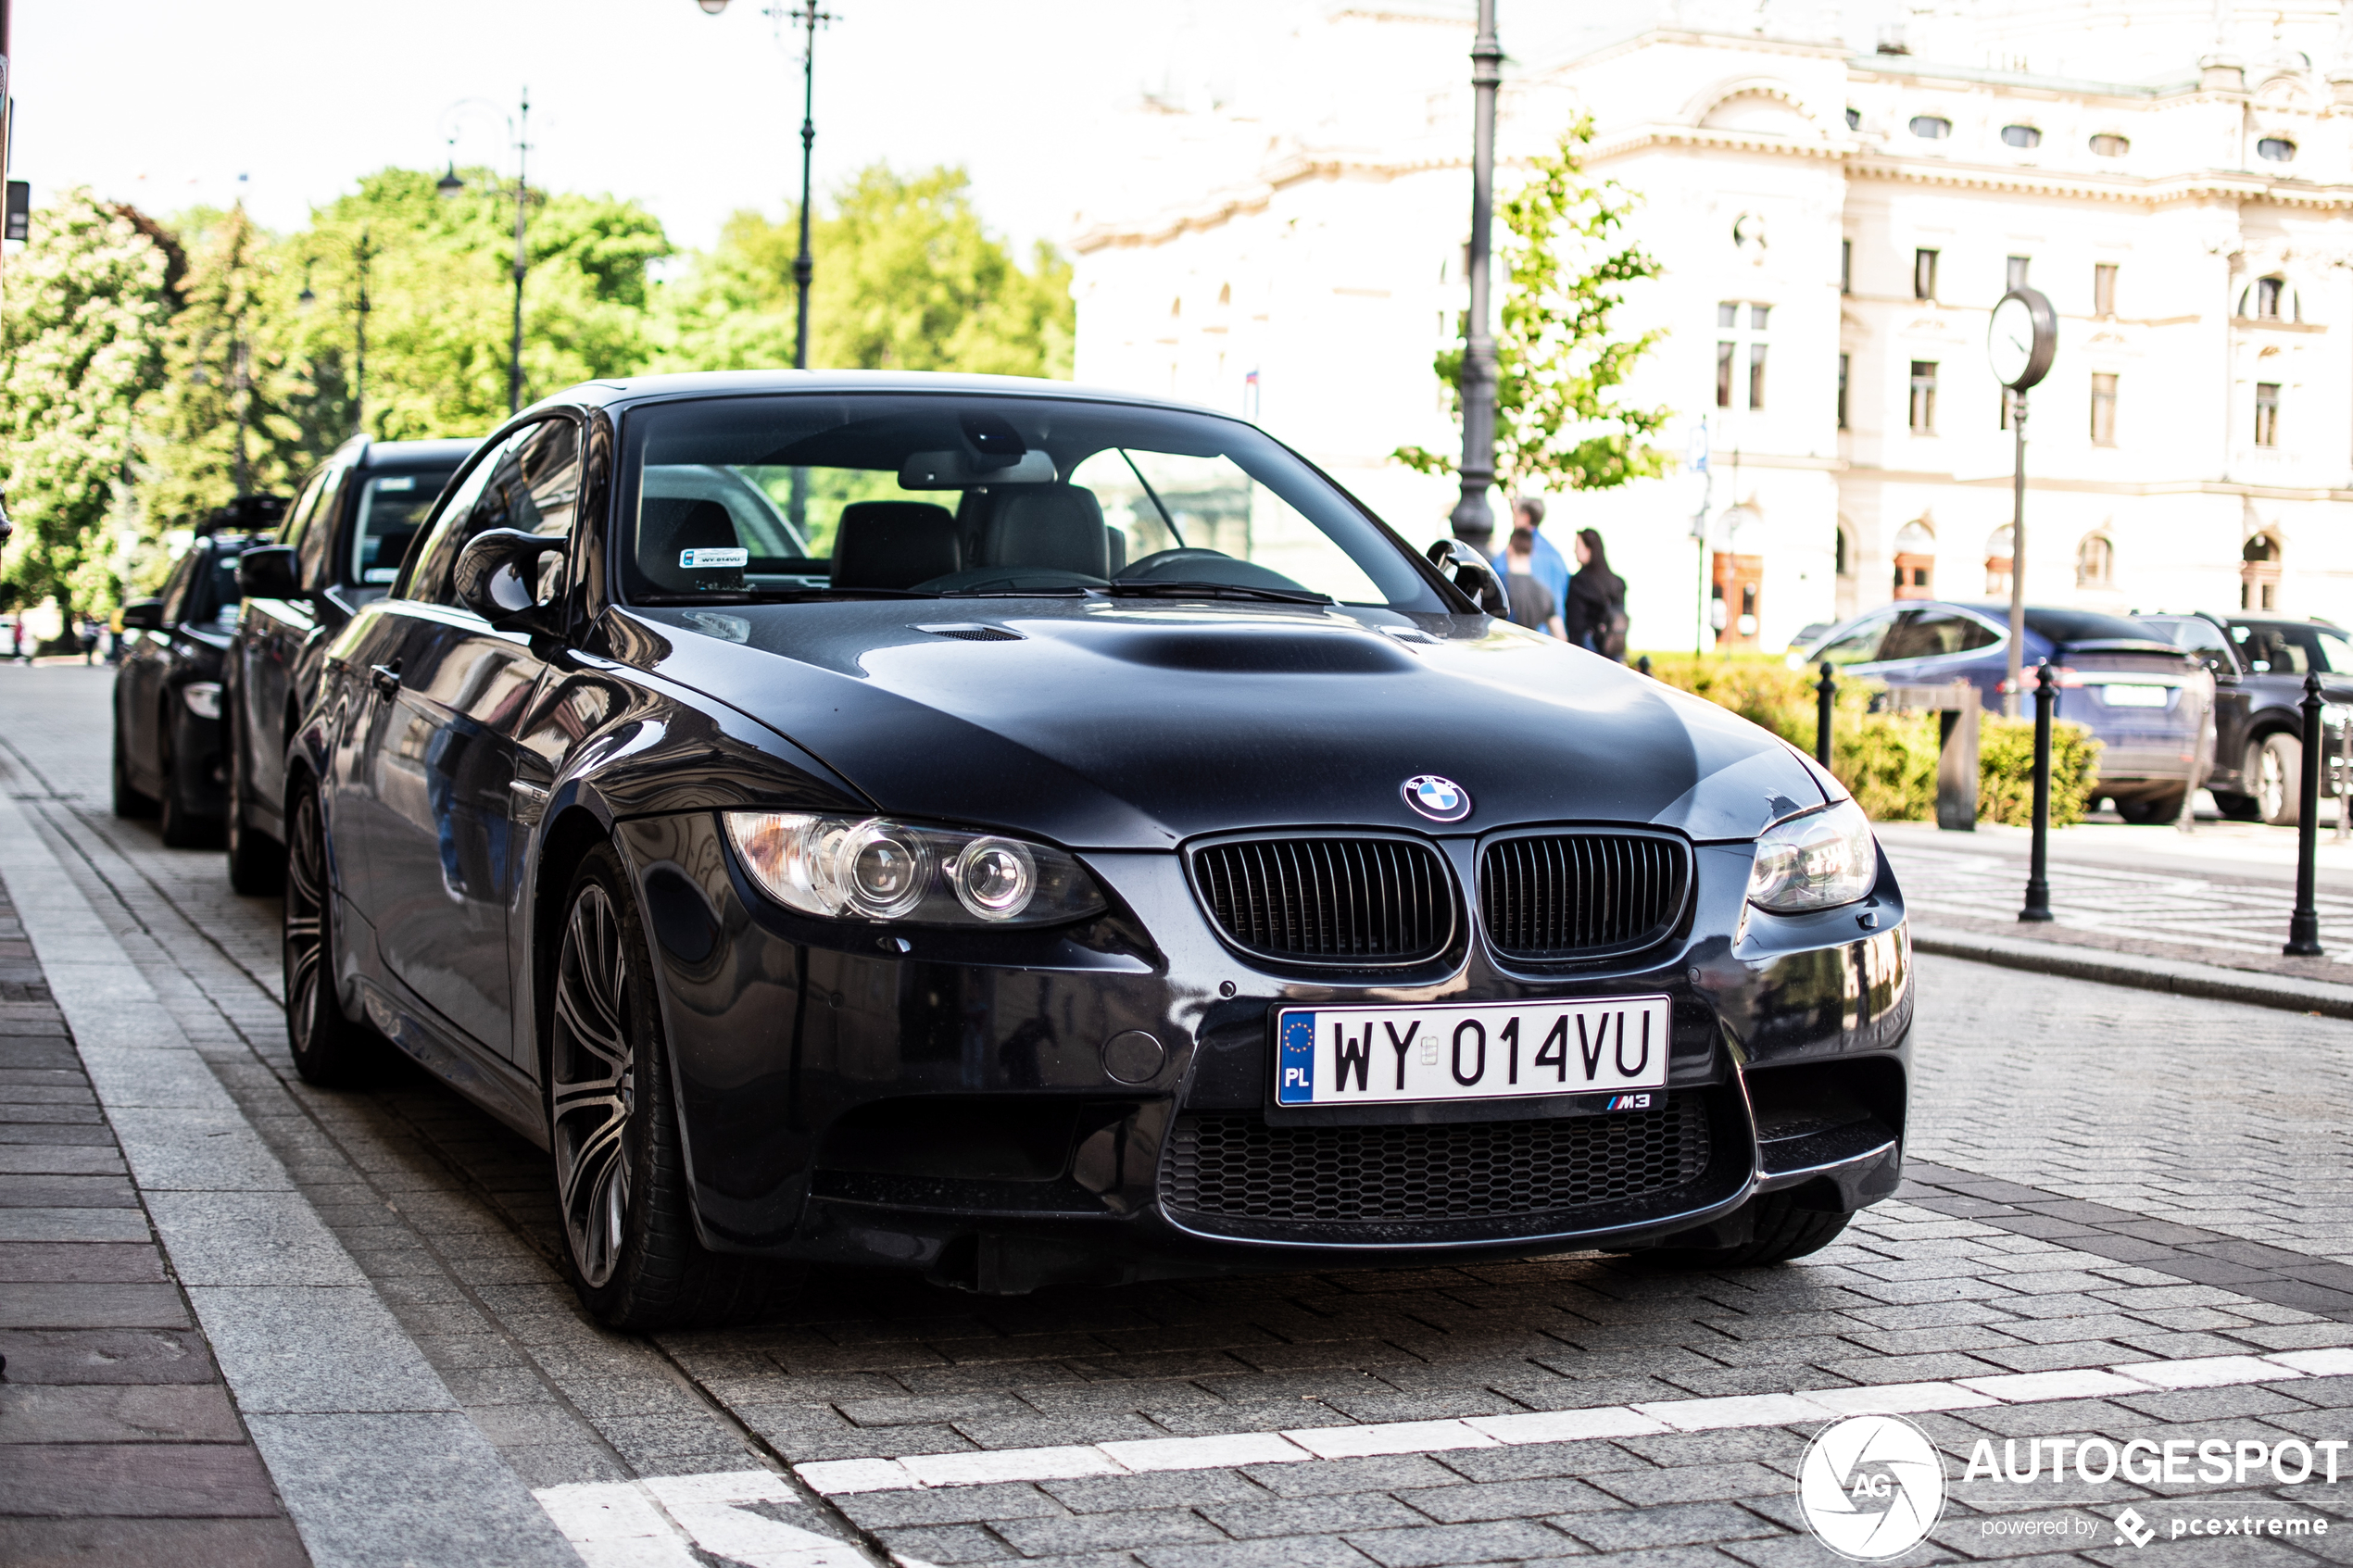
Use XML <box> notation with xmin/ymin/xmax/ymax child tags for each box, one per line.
<box><xmin>2100</xmin><ymin>684</ymin><xmax>2169</xmax><ymax>707</ymax></box>
<box><xmin>1274</xmin><ymin>997</ymin><xmax>1671</xmax><ymax>1108</ymax></box>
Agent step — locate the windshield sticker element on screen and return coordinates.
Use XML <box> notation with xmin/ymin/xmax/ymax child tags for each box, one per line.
<box><xmin>680</xmin><ymin>547</ymin><xmax>749</xmax><ymax>570</ymax></box>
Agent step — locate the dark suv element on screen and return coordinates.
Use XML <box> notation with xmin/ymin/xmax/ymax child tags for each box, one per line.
<box><xmin>2139</xmin><ymin>611</ymin><xmax>2353</xmax><ymax>825</ymax></box>
<box><xmin>223</xmin><ymin>434</ymin><xmax>474</xmax><ymax>891</ymax></box>
<box><xmin>113</xmin><ymin>517</ymin><xmax>279</xmax><ymax>846</ymax></box>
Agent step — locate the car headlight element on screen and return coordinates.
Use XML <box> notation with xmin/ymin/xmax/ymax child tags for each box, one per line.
<box><xmin>724</xmin><ymin>811</ymin><xmax>1107</xmax><ymax>926</ymax></box>
<box><xmin>1745</xmin><ymin>799</ymin><xmax>1877</xmax><ymax>913</ymax></box>
<box><xmin>181</xmin><ymin>683</ymin><xmax>222</xmax><ymax>720</ymax></box>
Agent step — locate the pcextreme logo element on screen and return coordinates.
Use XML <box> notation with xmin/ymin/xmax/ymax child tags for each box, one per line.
<box><xmin>1796</xmin><ymin>1414</ymin><xmax>1947</xmax><ymax>1561</ymax></box>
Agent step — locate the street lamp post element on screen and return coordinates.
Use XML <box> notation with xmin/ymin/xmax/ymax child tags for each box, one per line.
<box><xmin>695</xmin><ymin>0</ymin><xmax>835</xmax><ymax>370</ymax></box>
<box><xmin>298</xmin><ymin>229</ymin><xmax>374</xmax><ymax>436</ymax></box>
<box><xmin>437</xmin><ymin>91</ymin><xmax>533</xmax><ymax>416</ymax></box>
<box><xmin>1450</xmin><ymin>0</ymin><xmax>1503</xmax><ymax>552</ymax></box>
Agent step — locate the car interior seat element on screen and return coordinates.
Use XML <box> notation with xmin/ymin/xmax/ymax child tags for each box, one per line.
<box><xmin>832</xmin><ymin>501</ymin><xmax>960</xmax><ymax>590</ymax></box>
<box><xmin>978</xmin><ymin>484</ymin><xmax>1112</xmax><ymax>579</ymax></box>
<box><xmin>640</xmin><ymin>497</ymin><xmax>744</xmax><ymax>593</ymax></box>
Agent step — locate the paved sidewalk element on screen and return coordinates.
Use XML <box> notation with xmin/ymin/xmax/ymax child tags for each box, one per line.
<box><xmin>0</xmin><ymin>878</ymin><xmax>308</xmax><ymax>1566</ymax></box>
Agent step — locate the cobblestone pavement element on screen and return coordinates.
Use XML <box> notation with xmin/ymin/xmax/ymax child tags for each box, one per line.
<box><xmin>16</xmin><ymin>664</ymin><xmax>2353</xmax><ymax>1566</ymax></box>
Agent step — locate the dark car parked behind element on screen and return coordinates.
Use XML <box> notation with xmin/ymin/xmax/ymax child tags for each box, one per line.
<box><xmin>2139</xmin><ymin>611</ymin><xmax>2353</xmax><ymax>825</ymax></box>
<box><xmin>223</xmin><ymin>434</ymin><xmax>474</xmax><ymax>892</ymax></box>
<box><xmin>112</xmin><ymin>503</ymin><xmax>283</xmax><ymax>844</ymax></box>
<box><xmin>1793</xmin><ymin>600</ymin><xmax>2207</xmax><ymax>822</ymax></box>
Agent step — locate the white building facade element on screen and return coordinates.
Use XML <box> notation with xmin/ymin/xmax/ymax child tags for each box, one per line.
<box><xmin>1069</xmin><ymin>1</ymin><xmax>2353</xmax><ymax>653</ymax></box>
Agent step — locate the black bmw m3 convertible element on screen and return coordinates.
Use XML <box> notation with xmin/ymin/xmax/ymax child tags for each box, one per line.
<box><xmin>286</xmin><ymin>371</ymin><xmax>1910</xmax><ymax>1328</ymax></box>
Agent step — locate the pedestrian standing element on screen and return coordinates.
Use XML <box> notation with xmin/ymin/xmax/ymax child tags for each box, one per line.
<box><xmin>1564</xmin><ymin>528</ymin><xmax>1629</xmax><ymax>661</ymax></box>
<box><xmin>1500</xmin><ymin>526</ymin><xmax>1564</xmax><ymax>638</ymax></box>
<box><xmin>1490</xmin><ymin>495</ymin><xmax>1567</xmax><ymax>620</ymax></box>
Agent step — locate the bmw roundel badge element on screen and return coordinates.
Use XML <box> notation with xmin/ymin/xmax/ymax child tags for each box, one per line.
<box><xmin>1402</xmin><ymin>774</ymin><xmax>1472</xmax><ymax>822</ymax></box>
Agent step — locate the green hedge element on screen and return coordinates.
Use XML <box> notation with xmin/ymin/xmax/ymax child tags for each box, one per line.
<box><xmin>1638</xmin><ymin>654</ymin><xmax>2101</xmax><ymax>826</ymax></box>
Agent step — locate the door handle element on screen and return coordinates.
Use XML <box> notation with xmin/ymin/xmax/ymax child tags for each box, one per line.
<box><xmin>369</xmin><ymin>663</ymin><xmax>401</xmax><ymax>702</ymax></box>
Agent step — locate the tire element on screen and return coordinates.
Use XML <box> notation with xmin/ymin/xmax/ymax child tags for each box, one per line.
<box><xmin>548</xmin><ymin>845</ymin><xmax>801</xmax><ymax>1330</ymax></box>
<box><xmin>224</xmin><ymin>707</ymin><xmax>285</xmax><ymax>896</ymax></box>
<box><xmin>283</xmin><ymin>781</ymin><xmax>380</xmax><ymax>1086</ymax></box>
<box><xmin>1639</xmin><ymin>1191</ymin><xmax>1854</xmax><ymax>1270</ymax></box>
<box><xmin>2258</xmin><ymin>734</ymin><xmax>2301</xmax><ymax>827</ymax></box>
<box><xmin>2211</xmin><ymin>790</ymin><xmax>2262</xmax><ymax>823</ymax></box>
<box><xmin>110</xmin><ymin>711</ymin><xmax>157</xmax><ymax>820</ymax></box>
<box><xmin>2115</xmin><ymin>790</ymin><xmax>2185</xmax><ymax>825</ymax></box>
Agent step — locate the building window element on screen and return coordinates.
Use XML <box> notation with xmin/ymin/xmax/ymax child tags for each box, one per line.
<box><xmin>1913</xmin><ymin>248</ymin><xmax>1939</xmax><ymax>301</ymax></box>
<box><xmin>1909</xmin><ymin>115</ymin><xmax>1952</xmax><ymax>139</ymax></box>
<box><xmin>1717</xmin><ymin>302</ymin><xmax>1769</xmax><ymax>410</ymax></box>
<box><xmin>2255</xmin><ymin>383</ymin><xmax>2282</xmax><ymax>446</ymax></box>
<box><xmin>1835</xmin><ymin>524</ymin><xmax>1853</xmax><ymax>577</ymax></box>
<box><xmin>2259</xmin><ymin>136</ymin><xmax>2297</xmax><ymax>163</ymax></box>
<box><xmin>1908</xmin><ymin>362</ymin><xmax>1938</xmax><ymax>433</ymax></box>
<box><xmin>2090</xmin><ymin>373</ymin><xmax>2119</xmax><ymax>445</ymax></box>
<box><xmin>2090</xmin><ymin>132</ymin><xmax>2131</xmax><ymax>157</ymax></box>
<box><xmin>2076</xmin><ymin>534</ymin><xmax>2116</xmax><ymax>588</ymax></box>
<box><xmin>2094</xmin><ymin>262</ymin><xmax>2118</xmax><ymax>316</ymax></box>
<box><xmin>1841</xmin><ymin>238</ymin><xmax>1852</xmax><ymax>295</ymax></box>
<box><xmin>1837</xmin><ymin>353</ymin><xmax>1850</xmax><ymax>430</ymax></box>
<box><xmin>2243</xmin><ymin>532</ymin><xmax>2282</xmax><ymax>611</ymax></box>
<box><xmin>2256</xmin><ymin>276</ymin><xmax>2285</xmax><ymax>320</ymax></box>
<box><xmin>1845</xmin><ymin>106</ymin><xmax>1861</xmax><ymax>130</ymax></box>
<box><xmin>2007</xmin><ymin>256</ymin><xmax>2031</xmax><ymax>290</ymax></box>
<box><xmin>2001</xmin><ymin>123</ymin><xmax>2041</xmax><ymax>147</ymax></box>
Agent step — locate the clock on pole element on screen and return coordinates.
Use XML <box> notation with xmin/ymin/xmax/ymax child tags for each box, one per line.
<box><xmin>1987</xmin><ymin>285</ymin><xmax>2057</xmax><ymax>718</ymax></box>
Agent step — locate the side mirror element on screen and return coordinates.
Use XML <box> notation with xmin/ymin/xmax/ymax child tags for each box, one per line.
<box><xmin>120</xmin><ymin>598</ymin><xmax>164</xmax><ymax>632</ymax></box>
<box><xmin>1426</xmin><ymin>538</ymin><xmax>1508</xmax><ymax>618</ymax></box>
<box><xmin>236</xmin><ymin>546</ymin><xmax>300</xmax><ymax>600</ymax></box>
<box><xmin>454</xmin><ymin>528</ymin><xmax>567</xmax><ymax>632</ymax></box>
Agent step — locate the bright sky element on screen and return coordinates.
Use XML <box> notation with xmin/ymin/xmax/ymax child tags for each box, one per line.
<box><xmin>13</xmin><ymin>0</ymin><xmax>1200</xmax><ymax>256</ymax></box>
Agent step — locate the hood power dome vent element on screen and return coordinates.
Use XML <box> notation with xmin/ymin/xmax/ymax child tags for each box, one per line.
<box><xmin>917</xmin><ymin>623</ymin><xmax>1025</xmax><ymax>642</ymax></box>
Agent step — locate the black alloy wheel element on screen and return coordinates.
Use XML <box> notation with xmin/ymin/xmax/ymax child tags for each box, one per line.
<box><xmin>110</xmin><ymin>705</ymin><xmax>156</xmax><ymax>820</ymax></box>
<box><xmin>224</xmin><ymin>704</ymin><xmax>285</xmax><ymax>895</ymax></box>
<box><xmin>548</xmin><ymin>845</ymin><xmax>799</xmax><ymax>1329</ymax></box>
<box><xmin>283</xmin><ymin>782</ymin><xmax>377</xmax><ymax>1085</ymax></box>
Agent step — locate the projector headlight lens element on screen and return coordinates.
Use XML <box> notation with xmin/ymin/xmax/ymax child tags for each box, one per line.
<box><xmin>724</xmin><ymin>812</ymin><xmax>1101</xmax><ymax>928</ymax></box>
<box><xmin>1745</xmin><ymin>798</ymin><xmax>1878</xmax><ymax>913</ymax></box>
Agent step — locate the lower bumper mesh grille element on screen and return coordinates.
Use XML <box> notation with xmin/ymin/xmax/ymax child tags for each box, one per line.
<box><xmin>1159</xmin><ymin>1098</ymin><xmax>1709</xmax><ymax>1223</ymax></box>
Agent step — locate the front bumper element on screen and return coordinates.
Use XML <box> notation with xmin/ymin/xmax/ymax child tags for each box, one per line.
<box><xmin>615</xmin><ymin>815</ymin><xmax>1912</xmax><ymax>1291</ymax></box>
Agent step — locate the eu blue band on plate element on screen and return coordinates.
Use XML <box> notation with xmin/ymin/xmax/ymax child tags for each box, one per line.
<box><xmin>1277</xmin><ymin>1011</ymin><xmax>1316</xmax><ymax>1104</ymax></box>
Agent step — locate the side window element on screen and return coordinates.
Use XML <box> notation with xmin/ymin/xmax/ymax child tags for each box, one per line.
<box><xmin>2237</xmin><ymin>627</ymin><xmax>2305</xmax><ymax>674</ymax></box>
<box><xmin>295</xmin><ymin>467</ymin><xmax>347</xmax><ymax>591</ymax></box>
<box><xmin>1881</xmin><ymin>608</ymin><xmax>1996</xmax><ymax>660</ymax></box>
<box><xmin>352</xmin><ymin>469</ymin><xmax>458</xmax><ymax>586</ymax></box>
<box><xmin>1816</xmin><ymin>610</ymin><xmax>1896</xmax><ymax>667</ymax></box>
<box><xmin>397</xmin><ymin>426</ymin><xmax>538</xmax><ymax>605</ymax></box>
<box><xmin>157</xmin><ymin>548</ymin><xmax>201</xmax><ymax>625</ymax></box>
<box><xmin>280</xmin><ymin>467</ymin><xmax>331</xmax><ymax>554</ymax></box>
<box><xmin>2309</xmin><ymin>628</ymin><xmax>2353</xmax><ymax>674</ymax></box>
<box><xmin>2168</xmin><ymin>619</ymin><xmax>2237</xmax><ymax>676</ymax></box>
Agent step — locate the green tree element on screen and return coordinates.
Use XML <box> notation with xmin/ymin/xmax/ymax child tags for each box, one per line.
<box><xmin>144</xmin><ymin>204</ymin><xmax>319</xmax><ymax>527</ymax></box>
<box><xmin>1396</xmin><ymin>118</ymin><xmax>1673</xmax><ymax>500</ymax></box>
<box><xmin>293</xmin><ymin>168</ymin><xmax>670</xmax><ymax>441</ymax></box>
<box><xmin>661</xmin><ymin>164</ymin><xmax>1073</xmax><ymax>378</ymax></box>
<box><xmin>0</xmin><ymin>190</ymin><xmax>173</xmax><ymax>618</ymax></box>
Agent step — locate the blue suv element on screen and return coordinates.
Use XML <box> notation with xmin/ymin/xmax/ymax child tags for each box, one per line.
<box><xmin>1792</xmin><ymin>601</ymin><xmax>2205</xmax><ymax>822</ymax></box>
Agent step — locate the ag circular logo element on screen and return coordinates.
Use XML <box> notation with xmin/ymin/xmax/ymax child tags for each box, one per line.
<box><xmin>1796</xmin><ymin>1413</ymin><xmax>1947</xmax><ymax>1562</ymax></box>
<box><xmin>1402</xmin><ymin>774</ymin><xmax>1471</xmax><ymax>822</ymax></box>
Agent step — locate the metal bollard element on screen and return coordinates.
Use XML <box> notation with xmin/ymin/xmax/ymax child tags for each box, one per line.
<box><xmin>1815</xmin><ymin>661</ymin><xmax>1836</xmax><ymax>769</ymax></box>
<box><xmin>2338</xmin><ymin>702</ymin><xmax>2350</xmax><ymax>846</ymax></box>
<box><xmin>2287</xmin><ymin>671</ymin><xmax>2325</xmax><ymax>956</ymax></box>
<box><xmin>2020</xmin><ymin>662</ymin><xmax>2054</xmax><ymax>923</ymax></box>
<box><xmin>1636</xmin><ymin>655</ymin><xmax>1652</xmax><ymax>677</ymax></box>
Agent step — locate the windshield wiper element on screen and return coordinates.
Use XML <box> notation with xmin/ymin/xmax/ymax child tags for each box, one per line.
<box><xmin>635</xmin><ymin>586</ymin><xmax>941</xmax><ymax>605</ymax></box>
<box><xmin>1103</xmin><ymin>581</ymin><xmax>1334</xmax><ymax>606</ymax></box>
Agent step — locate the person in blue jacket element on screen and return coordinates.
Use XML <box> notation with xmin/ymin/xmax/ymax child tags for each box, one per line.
<box><xmin>1491</xmin><ymin>495</ymin><xmax>1568</xmax><ymax>618</ymax></box>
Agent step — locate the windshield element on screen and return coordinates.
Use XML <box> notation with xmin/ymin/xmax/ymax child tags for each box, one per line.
<box><xmin>614</xmin><ymin>393</ymin><xmax>1443</xmax><ymax>610</ymax></box>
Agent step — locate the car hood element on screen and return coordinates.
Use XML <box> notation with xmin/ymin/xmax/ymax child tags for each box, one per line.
<box><xmin>610</xmin><ymin>601</ymin><xmax>1829</xmax><ymax>850</ymax></box>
